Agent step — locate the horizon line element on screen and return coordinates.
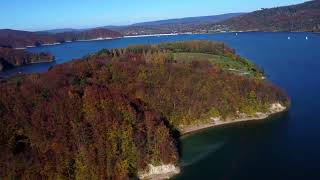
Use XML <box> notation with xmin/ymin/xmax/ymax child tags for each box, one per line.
<box><xmin>1</xmin><ymin>12</ymin><xmax>246</xmax><ymax>32</ymax></box>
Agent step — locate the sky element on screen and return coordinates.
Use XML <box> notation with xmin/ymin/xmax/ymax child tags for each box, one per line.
<box><xmin>1</xmin><ymin>0</ymin><xmax>308</xmax><ymax>31</ymax></box>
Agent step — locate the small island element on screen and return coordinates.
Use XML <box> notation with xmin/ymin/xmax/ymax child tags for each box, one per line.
<box><xmin>0</xmin><ymin>48</ymin><xmax>55</xmax><ymax>72</ymax></box>
<box><xmin>0</xmin><ymin>40</ymin><xmax>289</xmax><ymax>179</ymax></box>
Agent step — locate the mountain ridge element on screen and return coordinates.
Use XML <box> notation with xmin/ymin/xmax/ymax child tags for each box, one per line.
<box><xmin>212</xmin><ymin>0</ymin><xmax>320</xmax><ymax>32</ymax></box>
<box><xmin>38</xmin><ymin>13</ymin><xmax>244</xmax><ymax>35</ymax></box>
<box><xmin>130</xmin><ymin>13</ymin><xmax>245</xmax><ymax>26</ymax></box>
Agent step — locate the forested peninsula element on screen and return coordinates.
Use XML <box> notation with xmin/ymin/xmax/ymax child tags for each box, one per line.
<box><xmin>0</xmin><ymin>48</ymin><xmax>54</xmax><ymax>72</ymax></box>
<box><xmin>0</xmin><ymin>41</ymin><xmax>289</xmax><ymax>179</ymax></box>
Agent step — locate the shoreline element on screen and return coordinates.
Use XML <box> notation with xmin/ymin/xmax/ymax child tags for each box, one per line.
<box><xmin>140</xmin><ymin>103</ymin><xmax>287</xmax><ymax>179</ymax></box>
<box><xmin>180</xmin><ymin>110</ymin><xmax>286</xmax><ymax>136</ymax></box>
<box><xmin>13</xmin><ymin>34</ymin><xmax>179</xmax><ymax>49</ymax></box>
<box><xmin>138</xmin><ymin>164</ymin><xmax>180</xmax><ymax>180</ymax></box>
<box><xmin>180</xmin><ymin>103</ymin><xmax>287</xmax><ymax>136</ymax></box>
<box><xmin>123</xmin><ymin>33</ymin><xmax>179</xmax><ymax>38</ymax></box>
<box><xmin>29</xmin><ymin>59</ymin><xmax>55</xmax><ymax>64</ymax></box>
<box><xmin>13</xmin><ymin>37</ymin><xmax>122</xmax><ymax>49</ymax></box>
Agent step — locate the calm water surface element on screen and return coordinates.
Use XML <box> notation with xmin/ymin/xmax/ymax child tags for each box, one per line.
<box><xmin>1</xmin><ymin>33</ymin><xmax>320</xmax><ymax>179</ymax></box>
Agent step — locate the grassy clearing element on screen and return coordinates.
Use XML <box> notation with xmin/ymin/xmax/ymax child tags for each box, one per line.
<box><xmin>173</xmin><ymin>52</ymin><xmax>262</xmax><ymax>77</ymax></box>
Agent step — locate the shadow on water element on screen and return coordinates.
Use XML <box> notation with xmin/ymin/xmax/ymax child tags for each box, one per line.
<box><xmin>173</xmin><ymin>112</ymin><xmax>291</xmax><ymax>180</ymax></box>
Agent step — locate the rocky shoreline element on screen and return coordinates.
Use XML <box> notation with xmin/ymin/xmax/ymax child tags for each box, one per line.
<box><xmin>180</xmin><ymin>103</ymin><xmax>287</xmax><ymax>136</ymax></box>
<box><xmin>138</xmin><ymin>164</ymin><xmax>180</xmax><ymax>180</ymax></box>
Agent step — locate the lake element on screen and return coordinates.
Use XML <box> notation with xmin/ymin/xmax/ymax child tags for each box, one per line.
<box><xmin>2</xmin><ymin>32</ymin><xmax>320</xmax><ymax>179</ymax></box>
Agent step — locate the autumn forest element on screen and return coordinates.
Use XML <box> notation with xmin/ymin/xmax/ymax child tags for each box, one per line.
<box><xmin>0</xmin><ymin>41</ymin><xmax>289</xmax><ymax>179</ymax></box>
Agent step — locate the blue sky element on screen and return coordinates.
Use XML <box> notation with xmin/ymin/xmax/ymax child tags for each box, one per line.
<box><xmin>1</xmin><ymin>0</ymin><xmax>307</xmax><ymax>31</ymax></box>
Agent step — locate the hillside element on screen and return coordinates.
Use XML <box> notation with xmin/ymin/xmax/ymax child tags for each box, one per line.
<box><xmin>41</xmin><ymin>13</ymin><xmax>244</xmax><ymax>36</ymax></box>
<box><xmin>0</xmin><ymin>29</ymin><xmax>56</xmax><ymax>48</ymax></box>
<box><xmin>43</xmin><ymin>28</ymin><xmax>80</xmax><ymax>34</ymax></box>
<box><xmin>108</xmin><ymin>13</ymin><xmax>244</xmax><ymax>35</ymax></box>
<box><xmin>0</xmin><ymin>48</ymin><xmax>54</xmax><ymax>71</ymax></box>
<box><xmin>133</xmin><ymin>13</ymin><xmax>244</xmax><ymax>26</ymax></box>
<box><xmin>212</xmin><ymin>0</ymin><xmax>320</xmax><ymax>32</ymax></box>
<box><xmin>53</xmin><ymin>28</ymin><xmax>122</xmax><ymax>42</ymax></box>
<box><xmin>0</xmin><ymin>41</ymin><xmax>288</xmax><ymax>179</ymax></box>
<box><xmin>0</xmin><ymin>28</ymin><xmax>122</xmax><ymax>48</ymax></box>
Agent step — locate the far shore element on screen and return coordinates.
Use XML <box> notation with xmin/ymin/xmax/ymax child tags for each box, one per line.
<box><xmin>29</xmin><ymin>59</ymin><xmax>55</xmax><ymax>64</ymax></box>
<box><xmin>12</xmin><ymin>31</ymin><xmax>318</xmax><ymax>50</ymax></box>
<box><xmin>123</xmin><ymin>33</ymin><xmax>179</xmax><ymax>38</ymax></box>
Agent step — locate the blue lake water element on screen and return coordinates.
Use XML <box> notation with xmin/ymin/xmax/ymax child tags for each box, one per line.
<box><xmin>1</xmin><ymin>32</ymin><xmax>320</xmax><ymax>179</ymax></box>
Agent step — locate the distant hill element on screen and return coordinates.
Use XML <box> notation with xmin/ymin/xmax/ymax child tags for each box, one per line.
<box><xmin>0</xmin><ymin>29</ymin><xmax>56</xmax><ymax>48</ymax></box>
<box><xmin>40</xmin><ymin>13</ymin><xmax>244</xmax><ymax>36</ymax></box>
<box><xmin>214</xmin><ymin>0</ymin><xmax>320</xmax><ymax>32</ymax></box>
<box><xmin>53</xmin><ymin>28</ymin><xmax>122</xmax><ymax>42</ymax></box>
<box><xmin>43</xmin><ymin>28</ymin><xmax>81</xmax><ymax>34</ymax></box>
<box><xmin>106</xmin><ymin>13</ymin><xmax>244</xmax><ymax>35</ymax></box>
<box><xmin>132</xmin><ymin>13</ymin><xmax>245</xmax><ymax>26</ymax></box>
<box><xmin>0</xmin><ymin>28</ymin><xmax>122</xmax><ymax>48</ymax></box>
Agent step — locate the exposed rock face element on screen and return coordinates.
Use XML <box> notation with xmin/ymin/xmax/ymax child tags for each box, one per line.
<box><xmin>138</xmin><ymin>164</ymin><xmax>180</xmax><ymax>180</ymax></box>
<box><xmin>270</xmin><ymin>103</ymin><xmax>286</xmax><ymax>113</ymax></box>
